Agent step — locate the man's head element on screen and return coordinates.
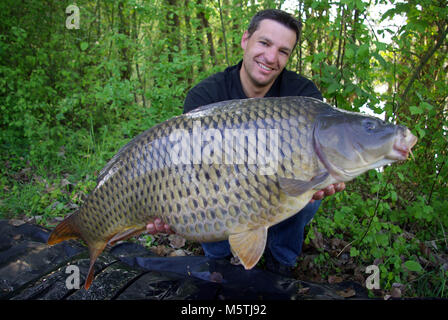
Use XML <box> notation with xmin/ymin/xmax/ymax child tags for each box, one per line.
<box><xmin>246</xmin><ymin>9</ymin><xmax>302</xmax><ymax>49</ymax></box>
<box><xmin>239</xmin><ymin>9</ymin><xmax>301</xmax><ymax>97</ymax></box>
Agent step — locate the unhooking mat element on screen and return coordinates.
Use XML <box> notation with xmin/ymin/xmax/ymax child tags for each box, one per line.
<box><xmin>0</xmin><ymin>219</ymin><xmax>368</xmax><ymax>300</ymax></box>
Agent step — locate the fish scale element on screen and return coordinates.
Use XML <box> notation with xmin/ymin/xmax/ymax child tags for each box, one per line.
<box><xmin>47</xmin><ymin>96</ymin><xmax>417</xmax><ymax>290</ymax></box>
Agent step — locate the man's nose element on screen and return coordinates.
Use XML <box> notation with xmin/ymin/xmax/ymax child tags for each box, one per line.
<box><xmin>264</xmin><ymin>47</ymin><xmax>278</xmax><ymax>64</ymax></box>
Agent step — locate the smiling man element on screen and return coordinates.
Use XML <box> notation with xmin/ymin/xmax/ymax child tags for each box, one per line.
<box><xmin>239</xmin><ymin>18</ymin><xmax>296</xmax><ymax>97</ymax></box>
<box><xmin>148</xmin><ymin>9</ymin><xmax>345</xmax><ymax>276</ymax></box>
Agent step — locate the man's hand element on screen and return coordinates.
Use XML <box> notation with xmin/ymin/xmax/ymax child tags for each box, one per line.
<box><xmin>311</xmin><ymin>182</ymin><xmax>345</xmax><ymax>203</ymax></box>
<box><xmin>146</xmin><ymin>218</ymin><xmax>174</xmax><ymax>235</ymax></box>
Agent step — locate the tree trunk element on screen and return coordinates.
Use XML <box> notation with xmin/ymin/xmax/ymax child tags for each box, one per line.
<box><xmin>117</xmin><ymin>0</ymin><xmax>132</xmax><ymax>81</ymax></box>
<box><xmin>197</xmin><ymin>0</ymin><xmax>217</xmax><ymax>67</ymax></box>
<box><xmin>166</xmin><ymin>0</ymin><xmax>181</xmax><ymax>63</ymax></box>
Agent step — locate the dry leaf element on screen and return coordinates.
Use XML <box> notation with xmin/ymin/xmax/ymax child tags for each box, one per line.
<box><xmin>169</xmin><ymin>249</ymin><xmax>186</xmax><ymax>257</ymax></box>
<box><xmin>336</xmin><ymin>288</ymin><xmax>356</xmax><ymax>298</ymax></box>
<box><xmin>150</xmin><ymin>245</ymin><xmax>173</xmax><ymax>256</ymax></box>
<box><xmin>9</xmin><ymin>219</ymin><xmax>26</xmax><ymax>227</ymax></box>
<box><xmin>328</xmin><ymin>275</ymin><xmax>343</xmax><ymax>284</ymax></box>
<box><xmin>425</xmin><ymin>240</ymin><xmax>438</xmax><ymax>251</ymax></box>
<box><xmin>311</xmin><ymin>228</ymin><xmax>324</xmax><ymax>249</ymax></box>
<box><xmin>169</xmin><ymin>234</ymin><xmax>186</xmax><ymax>249</ymax></box>
<box><xmin>390</xmin><ymin>287</ymin><xmax>401</xmax><ymax>298</ymax></box>
<box><xmin>298</xmin><ymin>287</ymin><xmax>310</xmax><ymax>295</ymax></box>
<box><xmin>419</xmin><ymin>242</ymin><xmax>432</xmax><ymax>257</ymax></box>
<box><xmin>330</xmin><ymin>238</ymin><xmax>348</xmax><ymax>249</ymax></box>
<box><xmin>373</xmin><ymin>258</ymin><xmax>384</xmax><ymax>265</ymax></box>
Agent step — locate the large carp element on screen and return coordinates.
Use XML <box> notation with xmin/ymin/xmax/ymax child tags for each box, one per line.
<box><xmin>48</xmin><ymin>96</ymin><xmax>417</xmax><ymax>289</ymax></box>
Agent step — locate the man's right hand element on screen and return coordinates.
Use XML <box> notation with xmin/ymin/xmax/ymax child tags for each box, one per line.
<box><xmin>146</xmin><ymin>218</ymin><xmax>174</xmax><ymax>235</ymax></box>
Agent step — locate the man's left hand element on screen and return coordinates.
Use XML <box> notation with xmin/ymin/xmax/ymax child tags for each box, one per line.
<box><xmin>311</xmin><ymin>182</ymin><xmax>345</xmax><ymax>203</ymax></box>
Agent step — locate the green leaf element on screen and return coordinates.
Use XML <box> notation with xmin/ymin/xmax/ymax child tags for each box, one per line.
<box><xmin>313</xmin><ymin>51</ymin><xmax>327</xmax><ymax>63</ymax></box>
<box><xmin>355</xmin><ymin>0</ymin><xmax>365</xmax><ymax>11</ymax></box>
<box><xmin>80</xmin><ymin>42</ymin><xmax>88</xmax><ymax>51</ymax></box>
<box><xmin>346</xmin><ymin>48</ymin><xmax>355</xmax><ymax>59</ymax></box>
<box><xmin>357</xmin><ymin>43</ymin><xmax>369</xmax><ymax>58</ymax></box>
<box><xmin>420</xmin><ymin>102</ymin><xmax>433</xmax><ymax>111</ymax></box>
<box><xmin>391</xmin><ymin>191</ymin><xmax>398</xmax><ymax>202</ymax></box>
<box><xmin>404</xmin><ymin>260</ymin><xmax>423</xmax><ymax>273</ymax></box>
<box><xmin>409</xmin><ymin>105</ymin><xmax>423</xmax><ymax>115</ymax></box>
<box><xmin>376</xmin><ymin>233</ymin><xmax>389</xmax><ymax>247</ymax></box>
<box><xmin>327</xmin><ymin>82</ymin><xmax>340</xmax><ymax>94</ymax></box>
<box><xmin>371</xmin><ymin>247</ymin><xmax>383</xmax><ymax>259</ymax></box>
<box><xmin>345</xmin><ymin>83</ymin><xmax>356</xmax><ymax>93</ymax></box>
<box><xmin>371</xmin><ymin>183</ymin><xmax>381</xmax><ymax>194</ymax></box>
<box><xmin>417</xmin><ymin>127</ymin><xmax>426</xmax><ymax>138</ymax></box>
<box><xmin>334</xmin><ymin>209</ymin><xmax>344</xmax><ymax>225</ymax></box>
<box><xmin>373</xmin><ymin>52</ymin><xmax>388</xmax><ymax>69</ymax></box>
<box><xmin>350</xmin><ymin>247</ymin><xmax>360</xmax><ymax>257</ymax></box>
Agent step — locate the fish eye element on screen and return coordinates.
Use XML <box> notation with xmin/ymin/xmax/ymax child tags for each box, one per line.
<box><xmin>362</xmin><ymin>119</ymin><xmax>378</xmax><ymax>132</ymax></box>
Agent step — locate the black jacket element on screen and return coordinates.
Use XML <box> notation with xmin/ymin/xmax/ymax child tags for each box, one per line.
<box><xmin>183</xmin><ymin>60</ymin><xmax>322</xmax><ymax>113</ymax></box>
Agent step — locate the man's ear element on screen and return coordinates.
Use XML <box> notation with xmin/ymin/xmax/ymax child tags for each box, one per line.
<box><xmin>241</xmin><ymin>30</ymin><xmax>250</xmax><ymax>50</ymax></box>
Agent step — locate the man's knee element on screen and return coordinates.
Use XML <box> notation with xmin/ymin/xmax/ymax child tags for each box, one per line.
<box><xmin>201</xmin><ymin>240</ymin><xmax>231</xmax><ymax>259</ymax></box>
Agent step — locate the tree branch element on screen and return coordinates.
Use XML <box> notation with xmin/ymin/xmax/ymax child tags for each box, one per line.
<box><xmin>397</xmin><ymin>24</ymin><xmax>448</xmax><ymax>112</ymax></box>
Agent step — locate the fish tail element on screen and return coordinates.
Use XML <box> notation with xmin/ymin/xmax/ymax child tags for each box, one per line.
<box><xmin>47</xmin><ymin>210</ymin><xmax>108</xmax><ymax>290</ymax></box>
<box><xmin>47</xmin><ymin>211</ymin><xmax>81</xmax><ymax>245</ymax></box>
<box><xmin>47</xmin><ymin>212</ymin><xmax>147</xmax><ymax>290</ymax></box>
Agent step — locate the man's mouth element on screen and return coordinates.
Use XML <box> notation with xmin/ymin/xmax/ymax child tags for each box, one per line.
<box><xmin>257</xmin><ymin>62</ymin><xmax>274</xmax><ymax>72</ymax></box>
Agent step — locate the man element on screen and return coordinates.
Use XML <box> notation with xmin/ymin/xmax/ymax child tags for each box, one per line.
<box><xmin>147</xmin><ymin>9</ymin><xmax>345</xmax><ymax>276</ymax></box>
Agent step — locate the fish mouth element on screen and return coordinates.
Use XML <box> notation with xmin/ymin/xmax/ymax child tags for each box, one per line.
<box><xmin>388</xmin><ymin>128</ymin><xmax>418</xmax><ymax>161</ymax></box>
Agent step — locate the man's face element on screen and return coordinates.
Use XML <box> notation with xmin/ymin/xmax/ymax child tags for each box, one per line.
<box><xmin>240</xmin><ymin>19</ymin><xmax>296</xmax><ymax>92</ymax></box>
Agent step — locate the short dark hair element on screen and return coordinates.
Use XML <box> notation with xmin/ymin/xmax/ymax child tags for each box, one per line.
<box><xmin>246</xmin><ymin>9</ymin><xmax>302</xmax><ymax>47</ymax></box>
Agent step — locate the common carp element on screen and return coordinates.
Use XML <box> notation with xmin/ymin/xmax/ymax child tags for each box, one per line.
<box><xmin>47</xmin><ymin>96</ymin><xmax>417</xmax><ymax>289</ymax></box>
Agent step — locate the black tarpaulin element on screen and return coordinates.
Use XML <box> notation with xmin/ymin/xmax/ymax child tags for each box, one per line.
<box><xmin>0</xmin><ymin>219</ymin><xmax>368</xmax><ymax>300</ymax></box>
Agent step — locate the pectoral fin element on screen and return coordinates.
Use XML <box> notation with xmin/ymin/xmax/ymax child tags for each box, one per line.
<box><xmin>107</xmin><ymin>226</ymin><xmax>146</xmax><ymax>247</ymax></box>
<box><xmin>279</xmin><ymin>172</ymin><xmax>329</xmax><ymax>196</ymax></box>
<box><xmin>228</xmin><ymin>227</ymin><xmax>268</xmax><ymax>270</ymax></box>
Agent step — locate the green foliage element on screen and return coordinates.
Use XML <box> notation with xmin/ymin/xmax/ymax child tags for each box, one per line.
<box><xmin>0</xmin><ymin>0</ymin><xmax>446</xmax><ymax>298</ymax></box>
